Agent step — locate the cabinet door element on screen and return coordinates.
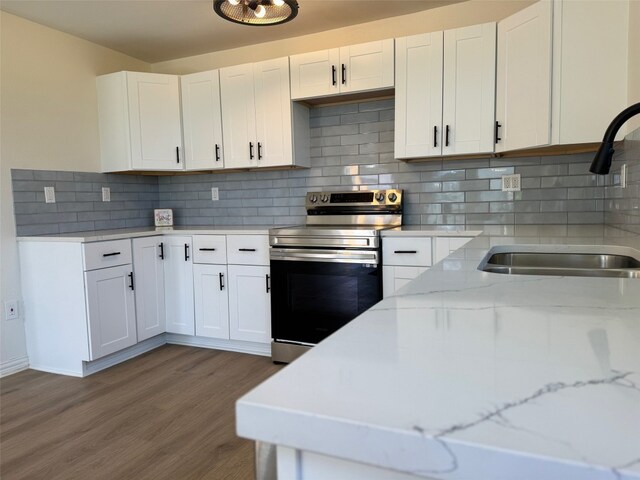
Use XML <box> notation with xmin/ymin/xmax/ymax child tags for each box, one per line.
<box><xmin>194</xmin><ymin>264</ymin><xmax>230</xmax><ymax>339</ymax></box>
<box><xmin>181</xmin><ymin>70</ymin><xmax>225</xmax><ymax>171</ymax></box>
<box><xmin>132</xmin><ymin>237</ymin><xmax>166</xmax><ymax>341</ymax></box>
<box><xmin>228</xmin><ymin>265</ymin><xmax>270</xmax><ymax>343</ymax></box>
<box><xmin>395</xmin><ymin>33</ymin><xmax>443</xmax><ymax>159</ymax></box>
<box><xmin>290</xmin><ymin>49</ymin><xmax>340</xmax><ymax>100</ymax></box>
<box><xmin>254</xmin><ymin>57</ymin><xmax>293</xmax><ymax>168</ymax></box>
<box><xmin>85</xmin><ymin>264</ymin><xmax>137</xmax><ymax>360</ymax></box>
<box><xmin>442</xmin><ymin>23</ymin><xmax>496</xmax><ymax>156</ymax></box>
<box><xmin>164</xmin><ymin>236</ymin><xmax>195</xmax><ymax>335</ymax></box>
<box><xmin>340</xmin><ymin>39</ymin><xmax>394</xmax><ymax>94</ymax></box>
<box><xmin>382</xmin><ymin>266</ymin><xmax>428</xmax><ymax>298</ymax></box>
<box><xmin>126</xmin><ymin>72</ymin><xmax>183</xmax><ymax>171</ymax></box>
<box><xmin>220</xmin><ymin>63</ymin><xmax>257</xmax><ymax>169</ymax></box>
<box><xmin>496</xmin><ymin>1</ymin><xmax>552</xmax><ymax>152</ymax></box>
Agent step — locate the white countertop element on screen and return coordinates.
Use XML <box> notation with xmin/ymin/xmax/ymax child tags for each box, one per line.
<box><xmin>16</xmin><ymin>225</ymin><xmax>276</xmax><ymax>242</ymax></box>
<box><xmin>237</xmin><ymin>225</ymin><xmax>640</xmax><ymax>480</ymax></box>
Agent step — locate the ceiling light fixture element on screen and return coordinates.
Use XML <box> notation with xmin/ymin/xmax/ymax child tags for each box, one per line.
<box><xmin>213</xmin><ymin>0</ymin><xmax>299</xmax><ymax>26</ymax></box>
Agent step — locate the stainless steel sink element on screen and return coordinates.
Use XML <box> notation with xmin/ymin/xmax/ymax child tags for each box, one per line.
<box><xmin>479</xmin><ymin>250</ymin><xmax>640</xmax><ymax>279</ymax></box>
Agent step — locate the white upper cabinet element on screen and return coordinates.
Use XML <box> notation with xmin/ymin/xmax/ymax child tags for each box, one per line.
<box><xmin>97</xmin><ymin>71</ymin><xmax>183</xmax><ymax>172</ymax></box>
<box><xmin>181</xmin><ymin>70</ymin><xmax>225</xmax><ymax>171</ymax></box>
<box><xmin>221</xmin><ymin>57</ymin><xmax>309</xmax><ymax>170</ymax></box>
<box><xmin>395</xmin><ymin>24</ymin><xmax>496</xmax><ymax>160</ymax></box>
<box><xmin>395</xmin><ymin>32</ymin><xmax>443</xmax><ymax>159</ymax></box>
<box><xmin>290</xmin><ymin>39</ymin><xmax>394</xmax><ymax>100</ymax></box>
<box><xmin>551</xmin><ymin>0</ymin><xmax>629</xmax><ymax>144</ymax></box>
<box><xmin>442</xmin><ymin>23</ymin><xmax>496</xmax><ymax>156</ymax></box>
<box><xmin>496</xmin><ymin>1</ymin><xmax>552</xmax><ymax>153</ymax></box>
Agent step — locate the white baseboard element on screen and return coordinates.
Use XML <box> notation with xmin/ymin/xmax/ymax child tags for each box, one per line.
<box><xmin>0</xmin><ymin>356</ymin><xmax>29</xmax><ymax>377</ymax></box>
<box><xmin>166</xmin><ymin>334</ymin><xmax>271</xmax><ymax>357</ymax></box>
<box><xmin>29</xmin><ymin>364</ymin><xmax>84</xmax><ymax>377</ymax></box>
<box><xmin>82</xmin><ymin>335</ymin><xmax>167</xmax><ymax>376</ymax></box>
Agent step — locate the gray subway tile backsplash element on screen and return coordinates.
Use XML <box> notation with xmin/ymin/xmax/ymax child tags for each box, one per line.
<box><xmin>12</xmin><ymin>99</ymin><xmax>638</xmax><ymax>236</ymax></box>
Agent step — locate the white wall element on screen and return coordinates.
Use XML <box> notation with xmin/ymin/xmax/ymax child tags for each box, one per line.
<box><xmin>0</xmin><ymin>11</ymin><xmax>149</xmax><ymax>373</ymax></box>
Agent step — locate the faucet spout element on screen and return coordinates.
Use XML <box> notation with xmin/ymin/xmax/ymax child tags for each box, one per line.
<box><xmin>590</xmin><ymin>102</ymin><xmax>640</xmax><ymax>175</ymax></box>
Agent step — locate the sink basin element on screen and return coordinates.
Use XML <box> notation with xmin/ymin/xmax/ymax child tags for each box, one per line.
<box><xmin>479</xmin><ymin>250</ymin><xmax>640</xmax><ymax>279</ymax></box>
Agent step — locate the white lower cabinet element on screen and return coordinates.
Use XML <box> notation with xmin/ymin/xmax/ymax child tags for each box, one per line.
<box><xmin>382</xmin><ymin>235</ymin><xmax>432</xmax><ymax>298</ymax></box>
<box><xmin>383</xmin><ymin>265</ymin><xmax>429</xmax><ymax>298</ymax></box>
<box><xmin>85</xmin><ymin>264</ymin><xmax>137</xmax><ymax>360</ymax></box>
<box><xmin>228</xmin><ymin>265</ymin><xmax>271</xmax><ymax>343</ymax></box>
<box><xmin>194</xmin><ymin>264</ymin><xmax>230</xmax><ymax>339</ymax></box>
<box><xmin>163</xmin><ymin>236</ymin><xmax>195</xmax><ymax>335</ymax></box>
<box><xmin>433</xmin><ymin>237</ymin><xmax>474</xmax><ymax>264</ymax></box>
<box><xmin>132</xmin><ymin>237</ymin><xmax>166</xmax><ymax>341</ymax></box>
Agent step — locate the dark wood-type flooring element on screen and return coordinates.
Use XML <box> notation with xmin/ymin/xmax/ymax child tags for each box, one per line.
<box><xmin>0</xmin><ymin>345</ymin><xmax>282</xmax><ymax>480</ymax></box>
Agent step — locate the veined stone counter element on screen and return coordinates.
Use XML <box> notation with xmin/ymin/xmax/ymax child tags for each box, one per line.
<box><xmin>237</xmin><ymin>225</ymin><xmax>640</xmax><ymax>480</ymax></box>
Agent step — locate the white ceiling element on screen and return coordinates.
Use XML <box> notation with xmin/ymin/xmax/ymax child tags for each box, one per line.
<box><xmin>0</xmin><ymin>0</ymin><xmax>463</xmax><ymax>63</ymax></box>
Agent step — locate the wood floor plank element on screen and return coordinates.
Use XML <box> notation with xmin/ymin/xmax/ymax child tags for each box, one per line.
<box><xmin>0</xmin><ymin>345</ymin><xmax>281</xmax><ymax>480</ymax></box>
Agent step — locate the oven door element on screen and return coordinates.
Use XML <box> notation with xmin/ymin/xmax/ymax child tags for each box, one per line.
<box><xmin>270</xmin><ymin>248</ymin><xmax>382</xmax><ymax>345</ymax></box>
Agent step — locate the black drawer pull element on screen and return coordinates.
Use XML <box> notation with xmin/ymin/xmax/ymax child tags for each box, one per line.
<box><xmin>332</xmin><ymin>65</ymin><xmax>337</xmax><ymax>86</ymax></box>
<box><xmin>159</xmin><ymin>242</ymin><xmax>164</xmax><ymax>260</ymax></box>
<box><xmin>445</xmin><ymin>125</ymin><xmax>450</xmax><ymax>147</ymax></box>
<box><xmin>239</xmin><ymin>248</ymin><xmax>256</xmax><ymax>252</ymax></box>
<box><xmin>199</xmin><ymin>248</ymin><xmax>217</xmax><ymax>251</ymax></box>
<box><xmin>176</xmin><ymin>146</ymin><xmax>180</xmax><ymax>163</ymax></box>
<box><xmin>184</xmin><ymin>244</ymin><xmax>190</xmax><ymax>261</ymax></box>
<box><xmin>495</xmin><ymin>121</ymin><xmax>502</xmax><ymax>144</ymax></box>
<box><xmin>265</xmin><ymin>274</ymin><xmax>271</xmax><ymax>293</ymax></box>
<box><xmin>257</xmin><ymin>142</ymin><xmax>263</xmax><ymax>160</ymax></box>
<box><xmin>394</xmin><ymin>250</ymin><xmax>417</xmax><ymax>254</ymax></box>
<box><xmin>219</xmin><ymin>272</ymin><xmax>225</xmax><ymax>291</ymax></box>
<box><xmin>433</xmin><ymin>126</ymin><xmax>438</xmax><ymax>148</ymax></box>
<box><xmin>102</xmin><ymin>252</ymin><xmax>121</xmax><ymax>257</ymax></box>
<box><xmin>215</xmin><ymin>144</ymin><xmax>220</xmax><ymax>162</ymax></box>
<box><xmin>128</xmin><ymin>272</ymin><xmax>135</xmax><ymax>291</ymax></box>
<box><xmin>249</xmin><ymin>142</ymin><xmax>254</xmax><ymax>159</ymax></box>
<box><xmin>341</xmin><ymin>63</ymin><xmax>346</xmax><ymax>85</ymax></box>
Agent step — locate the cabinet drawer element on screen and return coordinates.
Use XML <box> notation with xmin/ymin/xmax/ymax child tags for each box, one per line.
<box><xmin>382</xmin><ymin>237</ymin><xmax>432</xmax><ymax>267</ymax></box>
<box><xmin>193</xmin><ymin>235</ymin><xmax>227</xmax><ymax>264</ymax></box>
<box><xmin>83</xmin><ymin>239</ymin><xmax>132</xmax><ymax>271</ymax></box>
<box><xmin>227</xmin><ymin>235</ymin><xmax>269</xmax><ymax>266</ymax></box>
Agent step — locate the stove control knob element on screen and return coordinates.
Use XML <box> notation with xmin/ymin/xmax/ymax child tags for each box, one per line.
<box><xmin>388</xmin><ymin>192</ymin><xmax>398</xmax><ymax>203</ymax></box>
<box><xmin>375</xmin><ymin>192</ymin><xmax>386</xmax><ymax>202</ymax></box>
<box><xmin>309</xmin><ymin>194</ymin><xmax>318</xmax><ymax>203</ymax></box>
<box><xmin>321</xmin><ymin>194</ymin><xmax>330</xmax><ymax>203</ymax></box>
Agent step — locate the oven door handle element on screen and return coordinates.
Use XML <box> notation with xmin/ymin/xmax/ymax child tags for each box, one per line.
<box><xmin>270</xmin><ymin>248</ymin><xmax>379</xmax><ymax>265</ymax></box>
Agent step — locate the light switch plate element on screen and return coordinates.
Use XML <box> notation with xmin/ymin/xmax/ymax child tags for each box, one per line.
<box><xmin>211</xmin><ymin>187</ymin><xmax>219</xmax><ymax>201</ymax></box>
<box><xmin>102</xmin><ymin>187</ymin><xmax>111</xmax><ymax>202</ymax></box>
<box><xmin>501</xmin><ymin>174</ymin><xmax>521</xmax><ymax>192</ymax></box>
<box><xmin>44</xmin><ymin>186</ymin><xmax>56</xmax><ymax>203</ymax></box>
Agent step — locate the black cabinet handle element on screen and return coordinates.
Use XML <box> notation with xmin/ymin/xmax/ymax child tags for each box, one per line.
<box><xmin>249</xmin><ymin>142</ymin><xmax>254</xmax><ymax>159</ymax></box>
<box><xmin>184</xmin><ymin>243</ymin><xmax>190</xmax><ymax>261</ymax></box>
<box><xmin>265</xmin><ymin>274</ymin><xmax>270</xmax><ymax>293</ymax></box>
<box><xmin>433</xmin><ymin>126</ymin><xmax>438</xmax><ymax>148</ymax></box>
<box><xmin>176</xmin><ymin>146</ymin><xmax>180</xmax><ymax>163</ymax></box>
<box><xmin>341</xmin><ymin>64</ymin><xmax>346</xmax><ymax>85</ymax></box>
<box><xmin>199</xmin><ymin>248</ymin><xmax>217</xmax><ymax>252</ymax></box>
<box><xmin>257</xmin><ymin>142</ymin><xmax>263</xmax><ymax>160</ymax></box>
<box><xmin>495</xmin><ymin>121</ymin><xmax>502</xmax><ymax>144</ymax></box>
<box><xmin>332</xmin><ymin>65</ymin><xmax>337</xmax><ymax>86</ymax></box>
<box><xmin>102</xmin><ymin>252</ymin><xmax>121</xmax><ymax>257</ymax></box>
<box><xmin>445</xmin><ymin>125</ymin><xmax>450</xmax><ymax>147</ymax></box>
<box><xmin>128</xmin><ymin>272</ymin><xmax>134</xmax><ymax>290</ymax></box>
<box><xmin>219</xmin><ymin>272</ymin><xmax>225</xmax><ymax>291</ymax></box>
<box><xmin>159</xmin><ymin>242</ymin><xmax>164</xmax><ymax>260</ymax></box>
<box><xmin>394</xmin><ymin>250</ymin><xmax>418</xmax><ymax>254</ymax></box>
<box><xmin>215</xmin><ymin>144</ymin><xmax>220</xmax><ymax>162</ymax></box>
<box><xmin>238</xmin><ymin>248</ymin><xmax>256</xmax><ymax>252</ymax></box>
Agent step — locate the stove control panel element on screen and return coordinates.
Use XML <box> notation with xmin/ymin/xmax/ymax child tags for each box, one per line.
<box><xmin>306</xmin><ymin>189</ymin><xmax>402</xmax><ymax>209</ymax></box>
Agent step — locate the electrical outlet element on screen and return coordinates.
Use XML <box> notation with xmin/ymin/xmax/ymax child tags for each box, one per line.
<box><xmin>211</xmin><ymin>187</ymin><xmax>219</xmax><ymax>201</ymax></box>
<box><xmin>621</xmin><ymin>164</ymin><xmax>627</xmax><ymax>189</ymax></box>
<box><xmin>501</xmin><ymin>174</ymin><xmax>521</xmax><ymax>192</ymax></box>
<box><xmin>44</xmin><ymin>186</ymin><xmax>56</xmax><ymax>203</ymax></box>
<box><xmin>4</xmin><ymin>300</ymin><xmax>19</xmax><ymax>321</ymax></box>
<box><xmin>102</xmin><ymin>187</ymin><xmax>111</xmax><ymax>202</ymax></box>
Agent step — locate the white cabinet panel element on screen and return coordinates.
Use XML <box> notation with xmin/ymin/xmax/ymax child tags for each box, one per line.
<box><xmin>383</xmin><ymin>266</ymin><xmax>428</xmax><ymax>298</ymax></box>
<box><xmin>228</xmin><ymin>265</ymin><xmax>271</xmax><ymax>343</ymax></box>
<box><xmin>85</xmin><ymin>264</ymin><xmax>137</xmax><ymax>360</ymax></box>
<box><xmin>164</xmin><ymin>236</ymin><xmax>195</xmax><ymax>335</ymax></box>
<box><xmin>83</xmin><ymin>239</ymin><xmax>132</xmax><ymax>271</ymax></box>
<box><xmin>340</xmin><ymin>39</ymin><xmax>394</xmax><ymax>93</ymax></box>
<box><xmin>442</xmin><ymin>23</ymin><xmax>496</xmax><ymax>156</ymax></box>
<box><xmin>496</xmin><ymin>1</ymin><xmax>552</xmax><ymax>152</ymax></box>
<box><xmin>395</xmin><ymin>32</ymin><xmax>443</xmax><ymax>159</ymax></box>
<box><xmin>132</xmin><ymin>237</ymin><xmax>166</xmax><ymax>341</ymax></box>
<box><xmin>193</xmin><ymin>235</ymin><xmax>227</xmax><ymax>265</ymax></box>
<box><xmin>433</xmin><ymin>237</ymin><xmax>473</xmax><ymax>264</ymax></box>
<box><xmin>290</xmin><ymin>49</ymin><xmax>340</xmax><ymax>100</ymax></box>
<box><xmin>181</xmin><ymin>70</ymin><xmax>224</xmax><ymax>170</ymax></box>
<box><xmin>194</xmin><ymin>264</ymin><xmax>230</xmax><ymax>339</ymax></box>
<box><xmin>227</xmin><ymin>235</ymin><xmax>270</xmax><ymax>266</ymax></box>
<box><xmin>382</xmin><ymin>237</ymin><xmax>432</xmax><ymax>267</ymax></box>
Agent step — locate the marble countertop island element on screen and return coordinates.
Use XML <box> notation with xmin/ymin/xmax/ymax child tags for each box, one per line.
<box><xmin>237</xmin><ymin>225</ymin><xmax>640</xmax><ymax>480</ymax></box>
